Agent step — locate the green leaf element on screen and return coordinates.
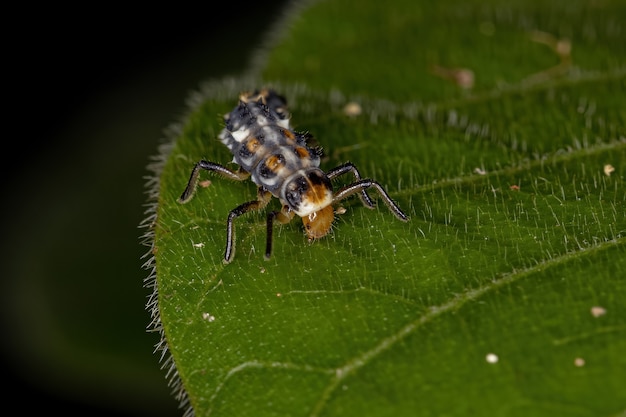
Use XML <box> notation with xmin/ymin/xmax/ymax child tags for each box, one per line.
<box><xmin>144</xmin><ymin>0</ymin><xmax>626</xmax><ymax>416</ymax></box>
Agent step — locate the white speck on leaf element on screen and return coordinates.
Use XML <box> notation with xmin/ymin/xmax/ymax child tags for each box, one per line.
<box><xmin>590</xmin><ymin>306</ymin><xmax>606</xmax><ymax>317</ymax></box>
<box><xmin>486</xmin><ymin>353</ymin><xmax>499</xmax><ymax>363</ymax></box>
<box><xmin>603</xmin><ymin>164</ymin><xmax>615</xmax><ymax>176</ymax></box>
<box><xmin>343</xmin><ymin>102</ymin><xmax>362</xmax><ymax>117</ymax></box>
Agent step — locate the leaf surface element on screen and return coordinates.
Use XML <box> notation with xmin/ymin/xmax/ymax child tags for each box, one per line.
<box><xmin>148</xmin><ymin>0</ymin><xmax>626</xmax><ymax>416</ymax></box>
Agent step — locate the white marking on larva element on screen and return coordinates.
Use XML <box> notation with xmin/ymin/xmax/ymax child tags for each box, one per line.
<box><xmin>218</xmin><ymin>130</ymin><xmax>230</xmax><ymax>142</ymax></box>
<box><xmin>254</xmin><ymin>174</ymin><xmax>280</xmax><ymax>188</ymax></box>
<box><xmin>297</xmin><ymin>190</ymin><xmax>333</xmax><ymax>217</ymax></box>
<box><xmin>231</xmin><ymin>128</ymin><xmax>251</xmax><ymax>142</ymax></box>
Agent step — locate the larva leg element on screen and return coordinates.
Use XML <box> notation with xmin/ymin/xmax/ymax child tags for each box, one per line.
<box><xmin>326</xmin><ymin>162</ymin><xmax>375</xmax><ymax>208</ymax></box>
<box><xmin>332</xmin><ymin>179</ymin><xmax>408</xmax><ymax>222</ymax></box>
<box><xmin>178</xmin><ymin>160</ymin><xmax>250</xmax><ymax>203</ymax></box>
<box><xmin>265</xmin><ymin>205</ymin><xmax>295</xmax><ymax>260</ymax></box>
<box><xmin>224</xmin><ymin>187</ymin><xmax>272</xmax><ymax>264</ymax></box>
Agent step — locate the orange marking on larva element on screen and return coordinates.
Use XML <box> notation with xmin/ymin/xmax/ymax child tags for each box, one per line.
<box><xmin>246</xmin><ymin>137</ymin><xmax>261</xmax><ymax>153</ymax></box>
<box><xmin>283</xmin><ymin>129</ymin><xmax>296</xmax><ymax>142</ymax></box>
<box><xmin>294</xmin><ymin>146</ymin><xmax>310</xmax><ymax>159</ymax></box>
<box><xmin>258</xmin><ymin>89</ymin><xmax>270</xmax><ymax>103</ymax></box>
<box><xmin>302</xmin><ymin>205</ymin><xmax>334</xmax><ymax>239</ymax></box>
<box><xmin>306</xmin><ymin>183</ymin><xmax>330</xmax><ymax>204</ymax></box>
<box><xmin>266</xmin><ymin>155</ymin><xmax>284</xmax><ymax>172</ymax></box>
<box><xmin>242</xmin><ymin>89</ymin><xmax>269</xmax><ymax>104</ymax></box>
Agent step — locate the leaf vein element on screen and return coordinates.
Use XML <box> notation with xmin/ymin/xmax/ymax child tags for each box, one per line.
<box><xmin>309</xmin><ymin>237</ymin><xmax>625</xmax><ymax>417</ymax></box>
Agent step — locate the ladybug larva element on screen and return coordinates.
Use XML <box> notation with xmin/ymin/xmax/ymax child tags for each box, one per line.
<box><xmin>178</xmin><ymin>89</ymin><xmax>408</xmax><ymax>263</ymax></box>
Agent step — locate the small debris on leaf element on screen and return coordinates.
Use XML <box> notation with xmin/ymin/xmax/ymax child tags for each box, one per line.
<box><xmin>430</xmin><ymin>65</ymin><xmax>475</xmax><ymax>89</ymax></box>
<box><xmin>590</xmin><ymin>306</ymin><xmax>607</xmax><ymax>317</ymax></box>
<box><xmin>202</xmin><ymin>312</ymin><xmax>216</xmax><ymax>322</ymax></box>
<box><xmin>343</xmin><ymin>102</ymin><xmax>362</xmax><ymax>117</ymax></box>
<box><xmin>486</xmin><ymin>353</ymin><xmax>499</xmax><ymax>364</ymax></box>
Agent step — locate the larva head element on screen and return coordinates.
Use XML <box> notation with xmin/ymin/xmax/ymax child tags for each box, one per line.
<box><xmin>302</xmin><ymin>205</ymin><xmax>335</xmax><ymax>240</ymax></box>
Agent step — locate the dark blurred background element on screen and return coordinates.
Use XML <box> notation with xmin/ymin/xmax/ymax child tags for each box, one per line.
<box><xmin>1</xmin><ymin>3</ymin><xmax>290</xmax><ymax>416</ymax></box>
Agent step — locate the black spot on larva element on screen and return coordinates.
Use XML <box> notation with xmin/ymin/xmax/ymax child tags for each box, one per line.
<box><xmin>284</xmin><ymin>175</ymin><xmax>308</xmax><ymax>209</ymax></box>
